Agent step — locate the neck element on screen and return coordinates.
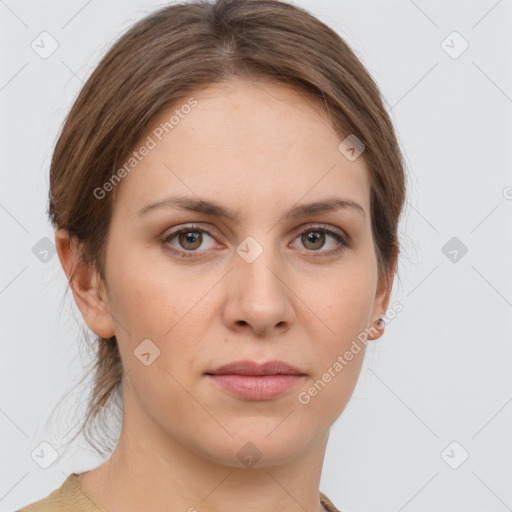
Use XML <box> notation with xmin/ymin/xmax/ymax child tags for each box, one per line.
<box><xmin>80</xmin><ymin>388</ymin><xmax>330</xmax><ymax>512</ymax></box>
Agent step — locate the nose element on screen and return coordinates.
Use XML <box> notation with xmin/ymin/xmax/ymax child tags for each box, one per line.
<box><xmin>222</xmin><ymin>247</ymin><xmax>294</xmax><ymax>337</ymax></box>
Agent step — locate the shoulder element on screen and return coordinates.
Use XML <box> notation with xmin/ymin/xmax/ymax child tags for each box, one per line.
<box><xmin>15</xmin><ymin>473</ymin><xmax>104</xmax><ymax>512</ymax></box>
<box><xmin>15</xmin><ymin>485</ymin><xmax>62</xmax><ymax>511</ymax></box>
<box><xmin>320</xmin><ymin>491</ymin><xmax>345</xmax><ymax>512</ymax></box>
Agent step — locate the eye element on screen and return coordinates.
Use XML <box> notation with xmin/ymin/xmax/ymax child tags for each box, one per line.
<box><xmin>290</xmin><ymin>224</ymin><xmax>348</xmax><ymax>256</ymax></box>
<box><xmin>162</xmin><ymin>224</ymin><xmax>217</xmax><ymax>258</ymax></box>
<box><xmin>161</xmin><ymin>223</ymin><xmax>348</xmax><ymax>259</ymax></box>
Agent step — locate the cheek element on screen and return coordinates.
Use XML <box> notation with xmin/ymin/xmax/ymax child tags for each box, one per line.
<box><xmin>307</xmin><ymin>269</ymin><xmax>376</xmax><ymax>340</ymax></box>
<box><xmin>299</xmin><ymin>349</ymin><xmax>366</xmax><ymax>432</ymax></box>
<box><xmin>106</xmin><ymin>260</ymin><xmax>210</xmax><ymax>382</ymax></box>
<box><xmin>299</xmin><ymin>292</ymin><xmax>370</xmax><ymax>423</ymax></box>
<box><xmin>121</xmin><ymin>352</ymin><xmax>203</xmax><ymax>443</ymax></box>
<box><xmin>104</xmin><ymin>244</ymin><xmax>187</xmax><ymax>338</ymax></box>
<box><xmin>299</xmin><ymin>271</ymin><xmax>374</xmax><ymax>406</ymax></box>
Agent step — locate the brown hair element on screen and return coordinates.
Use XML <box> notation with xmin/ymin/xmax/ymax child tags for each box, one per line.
<box><xmin>48</xmin><ymin>0</ymin><xmax>407</xmax><ymax>456</ymax></box>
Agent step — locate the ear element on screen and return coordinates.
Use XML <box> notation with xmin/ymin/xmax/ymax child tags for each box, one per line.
<box><xmin>367</xmin><ymin>256</ymin><xmax>397</xmax><ymax>341</ymax></box>
<box><xmin>55</xmin><ymin>228</ymin><xmax>115</xmax><ymax>339</ymax></box>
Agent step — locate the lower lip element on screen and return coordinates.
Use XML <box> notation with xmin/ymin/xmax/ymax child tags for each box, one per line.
<box><xmin>206</xmin><ymin>374</ymin><xmax>305</xmax><ymax>400</ymax></box>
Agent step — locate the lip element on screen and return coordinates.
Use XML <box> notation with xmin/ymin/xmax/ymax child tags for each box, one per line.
<box><xmin>206</xmin><ymin>359</ymin><xmax>305</xmax><ymax>376</ymax></box>
<box><xmin>205</xmin><ymin>360</ymin><xmax>307</xmax><ymax>401</ymax></box>
<box><xmin>206</xmin><ymin>374</ymin><xmax>306</xmax><ymax>400</ymax></box>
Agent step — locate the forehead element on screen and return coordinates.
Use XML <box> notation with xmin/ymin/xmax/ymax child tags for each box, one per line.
<box><xmin>113</xmin><ymin>78</ymin><xmax>371</xmax><ymax>218</ymax></box>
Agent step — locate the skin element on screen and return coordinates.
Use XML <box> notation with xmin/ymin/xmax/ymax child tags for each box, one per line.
<box><xmin>56</xmin><ymin>78</ymin><xmax>394</xmax><ymax>512</ymax></box>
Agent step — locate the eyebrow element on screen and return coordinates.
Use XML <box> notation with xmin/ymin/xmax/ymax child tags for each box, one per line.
<box><xmin>137</xmin><ymin>194</ymin><xmax>366</xmax><ymax>222</ymax></box>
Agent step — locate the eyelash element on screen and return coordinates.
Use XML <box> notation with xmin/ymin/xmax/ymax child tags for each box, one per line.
<box><xmin>161</xmin><ymin>223</ymin><xmax>348</xmax><ymax>259</ymax></box>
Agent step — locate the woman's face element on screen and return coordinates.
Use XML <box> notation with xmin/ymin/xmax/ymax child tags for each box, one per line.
<box><xmin>86</xmin><ymin>79</ymin><xmax>391</xmax><ymax>466</ymax></box>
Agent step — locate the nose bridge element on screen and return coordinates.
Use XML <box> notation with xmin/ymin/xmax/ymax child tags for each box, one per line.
<box><xmin>224</xmin><ymin>234</ymin><xmax>293</xmax><ymax>334</ymax></box>
<box><xmin>234</xmin><ymin>234</ymin><xmax>284</xmax><ymax>298</ymax></box>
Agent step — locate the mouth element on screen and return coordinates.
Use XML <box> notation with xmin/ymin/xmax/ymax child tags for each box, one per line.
<box><xmin>204</xmin><ymin>360</ymin><xmax>307</xmax><ymax>401</ymax></box>
<box><xmin>205</xmin><ymin>359</ymin><xmax>306</xmax><ymax>377</ymax></box>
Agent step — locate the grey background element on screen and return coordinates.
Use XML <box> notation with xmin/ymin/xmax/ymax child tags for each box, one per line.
<box><xmin>1</xmin><ymin>0</ymin><xmax>511</xmax><ymax>511</ymax></box>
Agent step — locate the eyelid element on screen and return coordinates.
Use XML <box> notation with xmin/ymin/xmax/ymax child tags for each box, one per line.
<box><xmin>291</xmin><ymin>222</ymin><xmax>346</xmax><ymax>240</ymax></box>
<box><xmin>162</xmin><ymin>222</ymin><xmax>222</xmax><ymax>243</ymax></box>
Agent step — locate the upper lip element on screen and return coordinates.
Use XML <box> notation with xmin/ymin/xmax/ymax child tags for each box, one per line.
<box><xmin>206</xmin><ymin>360</ymin><xmax>306</xmax><ymax>376</ymax></box>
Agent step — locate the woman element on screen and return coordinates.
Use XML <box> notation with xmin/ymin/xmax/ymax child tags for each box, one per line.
<box><xmin>18</xmin><ymin>0</ymin><xmax>406</xmax><ymax>510</ymax></box>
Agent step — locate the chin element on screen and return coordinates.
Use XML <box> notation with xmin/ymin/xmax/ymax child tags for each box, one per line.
<box><xmin>194</xmin><ymin>422</ymin><xmax>316</xmax><ymax>469</ymax></box>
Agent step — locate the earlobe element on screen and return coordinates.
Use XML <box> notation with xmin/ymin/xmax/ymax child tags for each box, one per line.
<box><xmin>55</xmin><ymin>229</ymin><xmax>115</xmax><ymax>339</ymax></box>
<box><xmin>368</xmin><ymin>265</ymin><xmax>395</xmax><ymax>341</ymax></box>
<box><xmin>367</xmin><ymin>317</ymin><xmax>385</xmax><ymax>341</ymax></box>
